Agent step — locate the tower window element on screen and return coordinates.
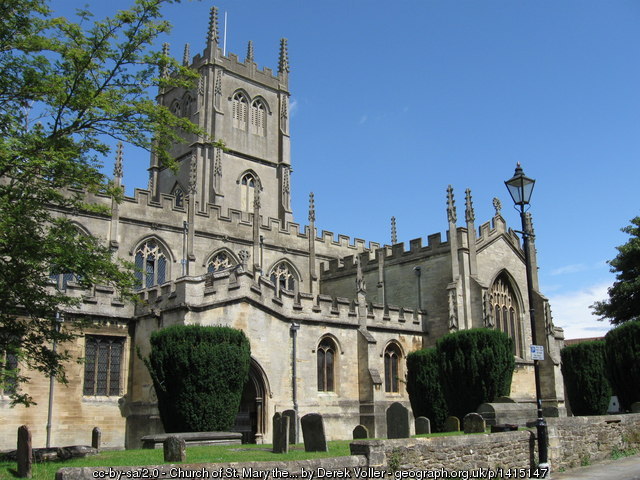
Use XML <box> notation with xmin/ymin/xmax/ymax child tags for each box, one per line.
<box><xmin>250</xmin><ymin>99</ymin><xmax>266</xmax><ymax>136</ymax></box>
<box><xmin>240</xmin><ymin>173</ymin><xmax>257</xmax><ymax>212</ymax></box>
<box><xmin>134</xmin><ymin>240</ymin><xmax>168</xmax><ymax>289</ymax></box>
<box><xmin>173</xmin><ymin>187</ymin><xmax>185</xmax><ymax>208</ymax></box>
<box><xmin>384</xmin><ymin>343</ymin><xmax>402</xmax><ymax>393</ymax></box>
<box><xmin>317</xmin><ymin>337</ymin><xmax>336</xmax><ymax>392</ymax></box>
<box><xmin>232</xmin><ymin>92</ymin><xmax>248</xmax><ymax>131</ymax></box>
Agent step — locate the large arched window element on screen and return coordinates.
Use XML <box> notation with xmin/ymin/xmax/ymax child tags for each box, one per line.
<box><xmin>170</xmin><ymin>99</ymin><xmax>181</xmax><ymax>117</ymax></box>
<box><xmin>232</xmin><ymin>92</ymin><xmax>248</xmax><ymax>130</ymax></box>
<box><xmin>250</xmin><ymin>98</ymin><xmax>266</xmax><ymax>136</ymax></box>
<box><xmin>134</xmin><ymin>239</ymin><xmax>168</xmax><ymax>289</ymax></box>
<box><xmin>240</xmin><ymin>172</ymin><xmax>257</xmax><ymax>212</ymax></box>
<box><xmin>317</xmin><ymin>337</ymin><xmax>336</xmax><ymax>392</ymax></box>
<box><xmin>182</xmin><ymin>94</ymin><xmax>193</xmax><ymax>118</ymax></box>
<box><xmin>269</xmin><ymin>261</ymin><xmax>297</xmax><ymax>296</ymax></box>
<box><xmin>207</xmin><ymin>251</ymin><xmax>236</xmax><ymax>273</ymax></box>
<box><xmin>384</xmin><ymin>343</ymin><xmax>402</xmax><ymax>393</ymax></box>
<box><xmin>490</xmin><ymin>273</ymin><xmax>523</xmax><ymax>357</ymax></box>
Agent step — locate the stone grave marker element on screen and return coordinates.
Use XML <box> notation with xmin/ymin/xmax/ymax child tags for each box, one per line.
<box><xmin>163</xmin><ymin>436</ymin><xmax>186</xmax><ymax>462</ymax></box>
<box><xmin>444</xmin><ymin>416</ymin><xmax>460</xmax><ymax>432</ymax></box>
<box><xmin>463</xmin><ymin>413</ymin><xmax>486</xmax><ymax>434</ymax></box>
<box><xmin>92</xmin><ymin>427</ymin><xmax>102</xmax><ymax>450</ymax></box>
<box><xmin>352</xmin><ymin>424</ymin><xmax>369</xmax><ymax>439</ymax></box>
<box><xmin>301</xmin><ymin>413</ymin><xmax>328</xmax><ymax>452</ymax></box>
<box><xmin>415</xmin><ymin>416</ymin><xmax>431</xmax><ymax>435</ymax></box>
<box><xmin>283</xmin><ymin>409</ymin><xmax>297</xmax><ymax>444</ymax></box>
<box><xmin>631</xmin><ymin>402</ymin><xmax>640</xmax><ymax>413</ymax></box>
<box><xmin>272</xmin><ymin>413</ymin><xmax>290</xmax><ymax>454</ymax></box>
<box><xmin>386</xmin><ymin>402</ymin><xmax>410</xmax><ymax>439</ymax></box>
<box><xmin>17</xmin><ymin>425</ymin><xmax>32</xmax><ymax>478</ymax></box>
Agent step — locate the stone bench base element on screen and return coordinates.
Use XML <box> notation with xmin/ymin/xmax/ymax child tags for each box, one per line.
<box><xmin>140</xmin><ymin>432</ymin><xmax>242</xmax><ymax>449</ymax></box>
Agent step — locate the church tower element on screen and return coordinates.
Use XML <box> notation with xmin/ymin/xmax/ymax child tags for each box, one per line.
<box><xmin>151</xmin><ymin>7</ymin><xmax>293</xmax><ymax>225</ymax></box>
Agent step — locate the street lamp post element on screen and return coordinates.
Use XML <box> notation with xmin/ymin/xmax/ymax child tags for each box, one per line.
<box><xmin>504</xmin><ymin>163</ymin><xmax>549</xmax><ymax>470</ymax></box>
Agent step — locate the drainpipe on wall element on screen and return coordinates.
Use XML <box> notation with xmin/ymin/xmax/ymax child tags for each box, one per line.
<box><xmin>290</xmin><ymin>322</ymin><xmax>300</xmax><ymax>443</ymax></box>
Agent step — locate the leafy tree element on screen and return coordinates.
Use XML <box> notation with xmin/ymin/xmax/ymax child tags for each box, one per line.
<box><xmin>560</xmin><ymin>341</ymin><xmax>611</xmax><ymax>416</ymax></box>
<box><xmin>604</xmin><ymin>320</ymin><xmax>640</xmax><ymax>411</ymax></box>
<box><xmin>406</xmin><ymin>348</ymin><xmax>448</xmax><ymax>432</ymax></box>
<box><xmin>591</xmin><ymin>216</ymin><xmax>640</xmax><ymax>325</ymax></box>
<box><xmin>144</xmin><ymin>325</ymin><xmax>251</xmax><ymax>432</ymax></box>
<box><xmin>0</xmin><ymin>0</ymin><xmax>203</xmax><ymax>405</ymax></box>
<box><xmin>437</xmin><ymin>328</ymin><xmax>514</xmax><ymax>420</ymax></box>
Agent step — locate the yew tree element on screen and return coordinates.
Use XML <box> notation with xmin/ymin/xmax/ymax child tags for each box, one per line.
<box><xmin>0</xmin><ymin>0</ymin><xmax>201</xmax><ymax>405</ymax></box>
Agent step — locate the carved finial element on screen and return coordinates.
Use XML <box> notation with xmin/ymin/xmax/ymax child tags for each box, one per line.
<box><xmin>391</xmin><ymin>216</ymin><xmax>397</xmax><ymax>244</ymax></box>
<box><xmin>308</xmin><ymin>192</ymin><xmax>315</xmax><ymax>223</ymax></box>
<box><xmin>207</xmin><ymin>6</ymin><xmax>219</xmax><ymax>47</ymax></box>
<box><xmin>188</xmin><ymin>152</ymin><xmax>197</xmax><ymax>194</ymax></box>
<box><xmin>182</xmin><ymin>43</ymin><xmax>190</xmax><ymax>66</ymax></box>
<box><xmin>492</xmin><ymin>197</ymin><xmax>502</xmax><ymax>216</ymax></box>
<box><xmin>246</xmin><ymin>40</ymin><xmax>254</xmax><ymax>63</ymax></box>
<box><xmin>113</xmin><ymin>142</ymin><xmax>123</xmax><ymax>178</ymax></box>
<box><xmin>465</xmin><ymin>188</ymin><xmax>475</xmax><ymax>223</ymax></box>
<box><xmin>356</xmin><ymin>255</ymin><xmax>366</xmax><ymax>295</ymax></box>
<box><xmin>161</xmin><ymin>42</ymin><xmax>170</xmax><ymax>78</ymax></box>
<box><xmin>525</xmin><ymin>212</ymin><xmax>536</xmax><ymax>240</ymax></box>
<box><xmin>446</xmin><ymin>185</ymin><xmax>457</xmax><ymax>224</ymax></box>
<box><xmin>278</xmin><ymin>38</ymin><xmax>289</xmax><ymax>74</ymax></box>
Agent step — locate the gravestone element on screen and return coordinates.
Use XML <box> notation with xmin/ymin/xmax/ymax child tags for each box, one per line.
<box><xmin>163</xmin><ymin>436</ymin><xmax>186</xmax><ymax>462</ymax></box>
<box><xmin>386</xmin><ymin>402</ymin><xmax>410</xmax><ymax>439</ymax></box>
<box><xmin>415</xmin><ymin>416</ymin><xmax>431</xmax><ymax>435</ymax></box>
<box><xmin>631</xmin><ymin>402</ymin><xmax>640</xmax><ymax>413</ymax></box>
<box><xmin>272</xmin><ymin>413</ymin><xmax>290</xmax><ymax>454</ymax></box>
<box><xmin>17</xmin><ymin>425</ymin><xmax>32</xmax><ymax>478</ymax></box>
<box><xmin>444</xmin><ymin>416</ymin><xmax>460</xmax><ymax>432</ymax></box>
<box><xmin>300</xmin><ymin>413</ymin><xmax>328</xmax><ymax>452</ymax></box>
<box><xmin>283</xmin><ymin>409</ymin><xmax>297</xmax><ymax>444</ymax></box>
<box><xmin>352</xmin><ymin>424</ymin><xmax>369</xmax><ymax>439</ymax></box>
<box><xmin>91</xmin><ymin>427</ymin><xmax>102</xmax><ymax>450</ymax></box>
<box><xmin>463</xmin><ymin>413</ymin><xmax>486</xmax><ymax>434</ymax></box>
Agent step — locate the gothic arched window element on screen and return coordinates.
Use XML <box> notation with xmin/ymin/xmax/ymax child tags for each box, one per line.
<box><xmin>134</xmin><ymin>239</ymin><xmax>168</xmax><ymax>289</ymax></box>
<box><xmin>232</xmin><ymin>92</ymin><xmax>248</xmax><ymax>130</ymax></box>
<box><xmin>182</xmin><ymin>94</ymin><xmax>193</xmax><ymax>118</ymax></box>
<box><xmin>317</xmin><ymin>337</ymin><xmax>336</xmax><ymax>392</ymax></box>
<box><xmin>269</xmin><ymin>261</ymin><xmax>297</xmax><ymax>295</ymax></box>
<box><xmin>170</xmin><ymin>99</ymin><xmax>181</xmax><ymax>117</ymax></box>
<box><xmin>207</xmin><ymin>251</ymin><xmax>236</xmax><ymax>273</ymax></box>
<box><xmin>490</xmin><ymin>273</ymin><xmax>523</xmax><ymax>357</ymax></box>
<box><xmin>173</xmin><ymin>186</ymin><xmax>185</xmax><ymax>208</ymax></box>
<box><xmin>240</xmin><ymin>173</ymin><xmax>257</xmax><ymax>212</ymax></box>
<box><xmin>250</xmin><ymin>98</ymin><xmax>266</xmax><ymax>136</ymax></box>
<box><xmin>384</xmin><ymin>343</ymin><xmax>402</xmax><ymax>393</ymax></box>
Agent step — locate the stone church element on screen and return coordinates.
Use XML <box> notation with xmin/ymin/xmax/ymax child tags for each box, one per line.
<box><xmin>0</xmin><ymin>7</ymin><xmax>565</xmax><ymax>451</ymax></box>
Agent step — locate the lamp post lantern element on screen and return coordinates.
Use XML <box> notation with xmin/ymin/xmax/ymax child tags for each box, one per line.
<box><xmin>505</xmin><ymin>163</ymin><xmax>549</xmax><ymax>470</ymax></box>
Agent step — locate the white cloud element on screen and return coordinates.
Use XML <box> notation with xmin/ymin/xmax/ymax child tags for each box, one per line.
<box><xmin>551</xmin><ymin>263</ymin><xmax>588</xmax><ymax>275</ymax></box>
<box><xmin>548</xmin><ymin>282</ymin><xmax>613</xmax><ymax>340</ymax></box>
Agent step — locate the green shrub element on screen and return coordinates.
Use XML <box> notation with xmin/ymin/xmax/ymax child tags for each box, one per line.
<box><xmin>436</xmin><ymin>328</ymin><xmax>514</xmax><ymax>419</ymax></box>
<box><xmin>144</xmin><ymin>325</ymin><xmax>251</xmax><ymax>432</ymax></box>
<box><xmin>406</xmin><ymin>348</ymin><xmax>448</xmax><ymax>432</ymax></box>
<box><xmin>604</xmin><ymin>320</ymin><xmax>640</xmax><ymax>411</ymax></box>
<box><xmin>561</xmin><ymin>340</ymin><xmax>611</xmax><ymax>415</ymax></box>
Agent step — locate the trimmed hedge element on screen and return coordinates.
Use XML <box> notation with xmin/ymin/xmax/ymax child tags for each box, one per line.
<box><xmin>437</xmin><ymin>328</ymin><xmax>514</xmax><ymax>420</ymax></box>
<box><xmin>144</xmin><ymin>325</ymin><xmax>251</xmax><ymax>432</ymax></box>
<box><xmin>604</xmin><ymin>320</ymin><xmax>640</xmax><ymax>411</ymax></box>
<box><xmin>406</xmin><ymin>348</ymin><xmax>448</xmax><ymax>432</ymax></box>
<box><xmin>560</xmin><ymin>340</ymin><xmax>611</xmax><ymax>415</ymax></box>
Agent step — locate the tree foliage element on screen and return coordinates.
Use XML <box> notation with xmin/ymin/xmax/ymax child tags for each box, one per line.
<box><xmin>0</xmin><ymin>0</ymin><xmax>202</xmax><ymax>405</ymax></box>
<box><xmin>406</xmin><ymin>348</ymin><xmax>448</xmax><ymax>432</ymax></box>
<box><xmin>144</xmin><ymin>325</ymin><xmax>251</xmax><ymax>433</ymax></box>
<box><xmin>437</xmin><ymin>328</ymin><xmax>515</xmax><ymax>420</ymax></box>
<box><xmin>560</xmin><ymin>341</ymin><xmax>611</xmax><ymax>416</ymax></box>
<box><xmin>604</xmin><ymin>320</ymin><xmax>640</xmax><ymax>411</ymax></box>
<box><xmin>591</xmin><ymin>216</ymin><xmax>640</xmax><ymax>325</ymax></box>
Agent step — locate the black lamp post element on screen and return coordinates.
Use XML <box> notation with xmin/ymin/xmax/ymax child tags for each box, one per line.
<box><xmin>504</xmin><ymin>163</ymin><xmax>549</xmax><ymax>469</ymax></box>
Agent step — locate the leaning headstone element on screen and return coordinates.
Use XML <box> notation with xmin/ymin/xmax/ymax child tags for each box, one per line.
<box><xmin>301</xmin><ymin>413</ymin><xmax>328</xmax><ymax>452</ymax></box>
<box><xmin>415</xmin><ymin>416</ymin><xmax>431</xmax><ymax>435</ymax></box>
<box><xmin>283</xmin><ymin>409</ymin><xmax>297</xmax><ymax>444</ymax></box>
<box><xmin>17</xmin><ymin>425</ymin><xmax>32</xmax><ymax>478</ymax></box>
<box><xmin>352</xmin><ymin>424</ymin><xmax>369</xmax><ymax>439</ymax></box>
<box><xmin>163</xmin><ymin>436</ymin><xmax>186</xmax><ymax>462</ymax></box>
<box><xmin>444</xmin><ymin>416</ymin><xmax>460</xmax><ymax>432</ymax></box>
<box><xmin>386</xmin><ymin>402</ymin><xmax>410</xmax><ymax>439</ymax></box>
<box><xmin>463</xmin><ymin>413</ymin><xmax>486</xmax><ymax>434</ymax></box>
<box><xmin>631</xmin><ymin>402</ymin><xmax>640</xmax><ymax>413</ymax></box>
<box><xmin>91</xmin><ymin>427</ymin><xmax>102</xmax><ymax>450</ymax></box>
<box><xmin>273</xmin><ymin>414</ymin><xmax>290</xmax><ymax>454</ymax></box>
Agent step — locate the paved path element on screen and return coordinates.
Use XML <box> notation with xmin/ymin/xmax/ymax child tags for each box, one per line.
<box><xmin>550</xmin><ymin>454</ymin><xmax>640</xmax><ymax>479</ymax></box>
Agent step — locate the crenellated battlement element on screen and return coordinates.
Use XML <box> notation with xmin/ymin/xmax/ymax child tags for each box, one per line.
<box><xmin>134</xmin><ymin>269</ymin><xmax>424</xmax><ymax>333</ymax></box>
<box><xmin>475</xmin><ymin>215</ymin><xmax>522</xmax><ymax>252</ymax></box>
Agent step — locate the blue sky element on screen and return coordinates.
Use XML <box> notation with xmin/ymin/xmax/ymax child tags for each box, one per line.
<box><xmin>52</xmin><ymin>0</ymin><xmax>640</xmax><ymax>339</ymax></box>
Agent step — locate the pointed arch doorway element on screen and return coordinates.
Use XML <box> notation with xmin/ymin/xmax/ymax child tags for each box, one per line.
<box><xmin>235</xmin><ymin>358</ymin><xmax>270</xmax><ymax>444</ymax></box>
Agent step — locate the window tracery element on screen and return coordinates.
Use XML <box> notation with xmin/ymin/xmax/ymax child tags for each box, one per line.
<box><xmin>490</xmin><ymin>273</ymin><xmax>523</xmax><ymax>357</ymax></box>
<box><xmin>240</xmin><ymin>173</ymin><xmax>257</xmax><ymax>212</ymax></box>
<box><xmin>384</xmin><ymin>343</ymin><xmax>402</xmax><ymax>393</ymax></box>
<box><xmin>269</xmin><ymin>261</ymin><xmax>297</xmax><ymax>295</ymax></box>
<box><xmin>134</xmin><ymin>239</ymin><xmax>168</xmax><ymax>289</ymax></box>
<box><xmin>207</xmin><ymin>251</ymin><xmax>236</xmax><ymax>273</ymax></box>
<box><xmin>250</xmin><ymin>99</ymin><xmax>266</xmax><ymax>136</ymax></box>
<box><xmin>232</xmin><ymin>92</ymin><xmax>248</xmax><ymax>130</ymax></box>
<box><xmin>317</xmin><ymin>337</ymin><xmax>336</xmax><ymax>392</ymax></box>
